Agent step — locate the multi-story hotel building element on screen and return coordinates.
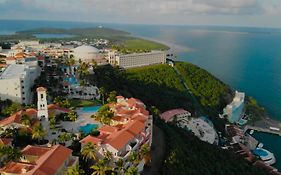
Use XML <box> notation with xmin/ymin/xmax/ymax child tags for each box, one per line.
<box><xmin>108</xmin><ymin>51</ymin><xmax>166</xmax><ymax>69</ymax></box>
<box><xmin>0</xmin><ymin>64</ymin><xmax>40</xmax><ymax>104</ymax></box>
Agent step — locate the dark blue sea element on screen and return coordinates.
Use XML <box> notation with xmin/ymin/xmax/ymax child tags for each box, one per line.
<box><xmin>1</xmin><ymin>19</ymin><xmax>281</xmax><ymax>170</ymax></box>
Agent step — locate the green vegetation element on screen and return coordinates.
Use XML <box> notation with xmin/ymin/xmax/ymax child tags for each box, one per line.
<box><xmin>69</xmin><ymin>99</ymin><xmax>100</xmax><ymax>108</ymax></box>
<box><xmin>245</xmin><ymin>96</ymin><xmax>267</xmax><ymax>124</ymax></box>
<box><xmin>1</xmin><ymin>27</ymin><xmax>169</xmax><ymax>52</ymax></box>
<box><xmin>112</xmin><ymin>38</ymin><xmax>169</xmax><ymax>54</ymax></box>
<box><xmin>93</xmin><ymin>105</ymin><xmax>114</xmax><ymax>125</ymax></box>
<box><xmin>175</xmin><ymin>62</ymin><xmax>233</xmax><ymax>115</ymax></box>
<box><xmin>158</xmin><ymin>120</ymin><xmax>268</xmax><ymax>175</ymax></box>
<box><xmin>1</xmin><ymin>102</ymin><xmax>22</xmax><ymax>117</ymax></box>
<box><xmin>91</xmin><ymin>64</ymin><xmax>193</xmax><ymax>112</ymax></box>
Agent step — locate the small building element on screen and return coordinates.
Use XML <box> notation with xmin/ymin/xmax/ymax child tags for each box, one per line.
<box><xmin>0</xmin><ymin>144</ymin><xmax>78</xmax><ymax>175</ymax></box>
<box><xmin>160</xmin><ymin>108</ymin><xmax>191</xmax><ymax>123</ymax></box>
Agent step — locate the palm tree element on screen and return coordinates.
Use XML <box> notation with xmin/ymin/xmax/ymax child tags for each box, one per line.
<box><xmin>32</xmin><ymin>123</ymin><xmax>46</xmax><ymax>144</ymax></box>
<box><xmin>125</xmin><ymin>166</ymin><xmax>139</xmax><ymax>175</ymax></box>
<box><xmin>67</xmin><ymin>165</ymin><xmax>84</xmax><ymax>175</ymax></box>
<box><xmin>80</xmin><ymin>142</ymin><xmax>97</xmax><ymax>162</ymax></box>
<box><xmin>91</xmin><ymin>159</ymin><xmax>112</xmax><ymax>175</ymax></box>
<box><xmin>65</xmin><ymin>56</ymin><xmax>76</xmax><ymax>75</ymax></box>
<box><xmin>128</xmin><ymin>151</ymin><xmax>140</xmax><ymax>165</ymax></box>
<box><xmin>150</xmin><ymin>106</ymin><xmax>161</xmax><ymax>118</ymax></box>
<box><xmin>115</xmin><ymin>159</ymin><xmax>124</xmax><ymax>174</ymax></box>
<box><xmin>21</xmin><ymin>114</ymin><xmax>31</xmax><ymax>127</ymax></box>
<box><xmin>68</xmin><ymin>111</ymin><xmax>78</xmax><ymax>121</ymax></box>
<box><xmin>139</xmin><ymin>144</ymin><xmax>150</xmax><ymax>164</ymax></box>
<box><xmin>99</xmin><ymin>87</ymin><xmax>106</xmax><ymax>104</ymax></box>
<box><xmin>77</xmin><ymin>62</ymin><xmax>90</xmax><ymax>79</ymax></box>
<box><xmin>92</xmin><ymin>59</ymin><xmax>98</xmax><ymax>70</ymax></box>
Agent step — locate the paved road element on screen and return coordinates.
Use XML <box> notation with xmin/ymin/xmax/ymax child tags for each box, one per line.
<box><xmin>142</xmin><ymin>125</ymin><xmax>166</xmax><ymax>175</ymax></box>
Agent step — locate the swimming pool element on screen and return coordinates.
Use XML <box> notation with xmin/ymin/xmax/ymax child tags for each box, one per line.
<box><xmin>253</xmin><ymin>148</ymin><xmax>269</xmax><ymax>157</ymax></box>
<box><xmin>80</xmin><ymin>123</ymin><xmax>98</xmax><ymax>134</ymax></box>
<box><xmin>80</xmin><ymin>106</ymin><xmax>101</xmax><ymax>113</ymax></box>
<box><xmin>64</xmin><ymin>76</ymin><xmax>78</xmax><ymax>86</ymax></box>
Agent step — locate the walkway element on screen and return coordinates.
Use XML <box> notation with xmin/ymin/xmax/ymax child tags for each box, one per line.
<box><xmin>244</xmin><ymin>125</ymin><xmax>281</xmax><ymax>136</ymax></box>
<box><xmin>143</xmin><ymin>125</ymin><xmax>165</xmax><ymax>175</ymax></box>
<box><xmin>172</xmin><ymin>66</ymin><xmax>205</xmax><ymax>116</ymax></box>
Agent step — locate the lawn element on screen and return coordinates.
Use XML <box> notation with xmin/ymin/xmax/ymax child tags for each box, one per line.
<box><xmin>69</xmin><ymin>99</ymin><xmax>101</xmax><ymax>108</ymax></box>
<box><xmin>122</xmin><ymin>38</ymin><xmax>169</xmax><ymax>51</ymax></box>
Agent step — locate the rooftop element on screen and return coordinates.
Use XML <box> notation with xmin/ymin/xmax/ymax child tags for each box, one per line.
<box><xmin>0</xmin><ymin>64</ymin><xmax>29</xmax><ymax>79</ymax></box>
<box><xmin>160</xmin><ymin>108</ymin><xmax>190</xmax><ymax>122</ymax></box>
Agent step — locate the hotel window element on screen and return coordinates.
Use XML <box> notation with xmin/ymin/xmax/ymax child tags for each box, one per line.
<box><xmin>41</xmin><ymin>94</ymin><xmax>43</xmax><ymax>99</ymax></box>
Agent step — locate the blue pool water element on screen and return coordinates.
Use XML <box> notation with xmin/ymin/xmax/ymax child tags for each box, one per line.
<box><xmin>80</xmin><ymin>123</ymin><xmax>98</xmax><ymax>134</ymax></box>
<box><xmin>80</xmin><ymin>106</ymin><xmax>101</xmax><ymax>113</ymax></box>
<box><xmin>253</xmin><ymin>148</ymin><xmax>269</xmax><ymax>157</ymax></box>
<box><xmin>64</xmin><ymin>77</ymin><xmax>78</xmax><ymax>85</ymax></box>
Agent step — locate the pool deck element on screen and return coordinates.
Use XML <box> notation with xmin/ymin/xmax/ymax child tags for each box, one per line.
<box><xmin>60</xmin><ymin>108</ymin><xmax>101</xmax><ymax>133</ymax></box>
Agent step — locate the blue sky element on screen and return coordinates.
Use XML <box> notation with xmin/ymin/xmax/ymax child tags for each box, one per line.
<box><xmin>1</xmin><ymin>0</ymin><xmax>281</xmax><ymax>28</ymax></box>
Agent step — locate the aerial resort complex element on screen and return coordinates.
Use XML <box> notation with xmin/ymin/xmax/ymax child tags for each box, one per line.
<box><xmin>0</xmin><ymin>36</ymin><xmax>161</xmax><ymax>175</ymax></box>
<box><xmin>0</xmin><ymin>26</ymin><xmax>281</xmax><ymax>175</ymax></box>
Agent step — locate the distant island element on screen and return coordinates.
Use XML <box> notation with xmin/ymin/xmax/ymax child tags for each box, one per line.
<box><xmin>0</xmin><ymin>27</ymin><xmax>169</xmax><ymax>53</ymax></box>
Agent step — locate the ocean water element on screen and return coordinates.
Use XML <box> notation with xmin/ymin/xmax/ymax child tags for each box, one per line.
<box><xmin>1</xmin><ymin>20</ymin><xmax>281</xmax><ymax>169</ymax></box>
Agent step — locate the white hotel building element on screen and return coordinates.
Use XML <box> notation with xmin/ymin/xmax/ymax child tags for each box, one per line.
<box><xmin>0</xmin><ymin>64</ymin><xmax>40</xmax><ymax>104</ymax></box>
<box><xmin>108</xmin><ymin>51</ymin><xmax>166</xmax><ymax>69</ymax></box>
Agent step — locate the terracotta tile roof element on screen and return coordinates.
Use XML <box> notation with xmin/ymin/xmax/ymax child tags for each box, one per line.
<box><xmin>99</xmin><ymin>125</ymin><xmax>120</xmax><ymax>134</ymax></box>
<box><xmin>0</xmin><ymin>161</ymin><xmax>35</xmax><ymax>174</ymax></box>
<box><xmin>0</xmin><ymin>138</ymin><xmax>12</xmax><ymax>145</ymax></box>
<box><xmin>5</xmin><ymin>57</ymin><xmax>16</xmax><ymax>61</ymax></box>
<box><xmin>36</xmin><ymin>87</ymin><xmax>47</xmax><ymax>92</ymax></box>
<box><xmin>0</xmin><ymin>63</ymin><xmax>7</xmax><ymax>68</ymax></box>
<box><xmin>0</xmin><ymin>109</ymin><xmax>37</xmax><ymax>127</ymax></box>
<box><xmin>0</xmin><ymin>111</ymin><xmax>23</xmax><ymax>126</ymax></box>
<box><xmin>15</xmin><ymin>52</ymin><xmax>26</xmax><ymax>58</ymax></box>
<box><xmin>20</xmin><ymin>145</ymin><xmax>73</xmax><ymax>175</ymax></box>
<box><xmin>105</xmin><ymin>120</ymin><xmax>145</xmax><ymax>151</ymax></box>
<box><xmin>47</xmin><ymin>104</ymin><xmax>71</xmax><ymax>113</ymax></box>
<box><xmin>124</xmin><ymin>120</ymin><xmax>145</xmax><ymax>136</ymax></box>
<box><xmin>80</xmin><ymin>135</ymin><xmax>102</xmax><ymax>145</ymax></box>
<box><xmin>22</xmin><ymin>145</ymin><xmax>51</xmax><ymax>159</ymax></box>
<box><xmin>106</xmin><ymin>130</ymin><xmax>135</xmax><ymax>151</ymax></box>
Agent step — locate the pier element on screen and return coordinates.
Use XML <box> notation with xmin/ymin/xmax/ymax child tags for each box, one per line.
<box><xmin>244</xmin><ymin>125</ymin><xmax>281</xmax><ymax>136</ymax></box>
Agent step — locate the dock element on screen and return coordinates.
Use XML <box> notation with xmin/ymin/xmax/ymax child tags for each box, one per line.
<box><xmin>244</xmin><ymin>125</ymin><xmax>281</xmax><ymax>136</ymax></box>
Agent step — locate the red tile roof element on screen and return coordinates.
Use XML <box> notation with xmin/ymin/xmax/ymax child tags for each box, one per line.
<box><xmin>6</xmin><ymin>145</ymin><xmax>73</xmax><ymax>175</ymax></box>
<box><xmin>47</xmin><ymin>104</ymin><xmax>71</xmax><ymax>113</ymax></box>
<box><xmin>0</xmin><ymin>162</ymin><xmax>34</xmax><ymax>174</ymax></box>
<box><xmin>160</xmin><ymin>108</ymin><xmax>190</xmax><ymax>122</ymax></box>
<box><xmin>36</xmin><ymin>87</ymin><xmax>47</xmax><ymax>92</ymax></box>
<box><xmin>0</xmin><ymin>138</ymin><xmax>12</xmax><ymax>145</ymax></box>
<box><xmin>80</xmin><ymin>135</ymin><xmax>102</xmax><ymax>145</ymax></box>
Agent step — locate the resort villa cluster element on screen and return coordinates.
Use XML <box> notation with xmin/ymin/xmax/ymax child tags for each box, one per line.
<box><xmin>0</xmin><ymin>86</ymin><xmax>153</xmax><ymax>174</ymax></box>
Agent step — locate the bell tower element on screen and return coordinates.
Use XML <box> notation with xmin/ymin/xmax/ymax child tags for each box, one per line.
<box><xmin>37</xmin><ymin>87</ymin><xmax>48</xmax><ymax>120</ymax></box>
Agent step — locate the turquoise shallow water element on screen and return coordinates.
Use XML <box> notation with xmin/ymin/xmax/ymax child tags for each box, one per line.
<box><xmin>1</xmin><ymin>20</ymin><xmax>281</xmax><ymax>170</ymax></box>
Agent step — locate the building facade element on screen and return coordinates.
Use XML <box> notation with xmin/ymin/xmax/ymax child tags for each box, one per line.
<box><xmin>110</xmin><ymin>51</ymin><xmax>166</xmax><ymax>69</ymax></box>
<box><xmin>0</xmin><ymin>64</ymin><xmax>40</xmax><ymax>104</ymax></box>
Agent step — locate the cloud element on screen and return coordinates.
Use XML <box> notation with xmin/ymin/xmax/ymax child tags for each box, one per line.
<box><xmin>12</xmin><ymin>0</ymin><xmax>262</xmax><ymax>15</ymax></box>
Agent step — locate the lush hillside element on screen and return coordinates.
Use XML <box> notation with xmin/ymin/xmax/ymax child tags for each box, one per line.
<box><xmin>91</xmin><ymin>64</ymin><xmax>193</xmax><ymax>111</ymax></box>
<box><xmin>158</xmin><ymin>120</ymin><xmax>268</xmax><ymax>175</ymax></box>
<box><xmin>175</xmin><ymin>62</ymin><xmax>233</xmax><ymax>116</ymax></box>
<box><xmin>89</xmin><ymin>63</ymin><xmax>265</xmax><ymax>175</ymax></box>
